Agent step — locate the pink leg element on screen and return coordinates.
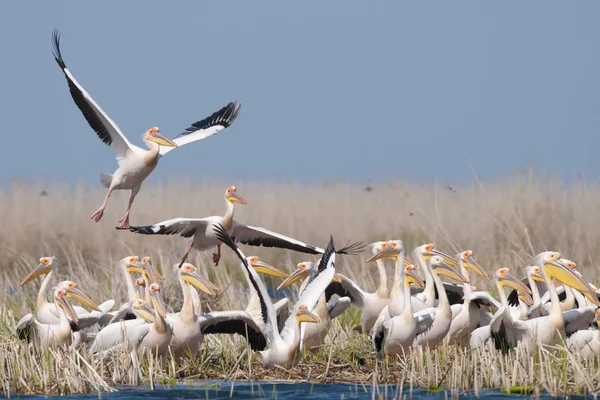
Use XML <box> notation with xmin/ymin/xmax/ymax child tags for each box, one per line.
<box><xmin>177</xmin><ymin>242</ymin><xmax>194</xmax><ymax>269</ymax></box>
<box><xmin>118</xmin><ymin>188</ymin><xmax>139</xmax><ymax>229</ymax></box>
<box><xmin>90</xmin><ymin>188</ymin><xmax>113</xmax><ymax>222</ymax></box>
<box><xmin>212</xmin><ymin>244</ymin><xmax>222</xmax><ymax>267</ymax></box>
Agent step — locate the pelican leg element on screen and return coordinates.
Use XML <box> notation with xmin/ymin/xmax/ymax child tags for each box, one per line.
<box><xmin>212</xmin><ymin>244</ymin><xmax>222</xmax><ymax>266</ymax></box>
<box><xmin>91</xmin><ymin>188</ymin><xmax>113</xmax><ymax>222</ymax></box>
<box><xmin>177</xmin><ymin>242</ymin><xmax>194</xmax><ymax>269</ymax></box>
<box><xmin>118</xmin><ymin>187</ymin><xmax>140</xmax><ymax>229</ymax></box>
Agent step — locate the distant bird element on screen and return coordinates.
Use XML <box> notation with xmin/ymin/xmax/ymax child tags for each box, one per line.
<box><xmin>51</xmin><ymin>30</ymin><xmax>241</xmax><ymax>228</ymax></box>
<box><xmin>127</xmin><ymin>186</ymin><xmax>365</xmax><ymax>266</ymax></box>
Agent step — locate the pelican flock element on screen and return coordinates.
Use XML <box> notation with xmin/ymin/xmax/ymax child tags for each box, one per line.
<box><xmin>8</xmin><ymin>29</ymin><xmax>600</xmax><ymax>393</ymax></box>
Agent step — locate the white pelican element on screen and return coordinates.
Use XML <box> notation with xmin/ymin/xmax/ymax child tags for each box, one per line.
<box><xmin>567</xmin><ymin>309</ymin><xmax>600</xmax><ymax>358</ymax></box>
<box><xmin>277</xmin><ymin>261</ymin><xmax>352</xmax><ymax>353</ymax></box>
<box><xmin>322</xmin><ymin>241</ymin><xmax>393</xmax><ymax>334</ymax></box>
<box><xmin>492</xmin><ymin>253</ymin><xmax>598</xmax><ymax>353</ymax></box>
<box><xmin>128</xmin><ymin>186</ymin><xmax>365</xmax><ymax>266</ymax></box>
<box><xmin>15</xmin><ymin>287</ymin><xmax>81</xmax><ymax>350</ymax></box>
<box><xmin>447</xmin><ymin>250</ymin><xmax>489</xmax><ymax>347</ymax></box>
<box><xmin>104</xmin><ymin>256</ymin><xmax>152</xmax><ymax>324</ymax></box>
<box><xmin>51</xmin><ymin>31</ymin><xmax>241</xmax><ymax>229</ymax></box>
<box><xmin>165</xmin><ymin>263</ymin><xmax>217</xmax><ymax>359</ymax></box>
<box><xmin>213</xmin><ymin>223</ymin><xmax>329</xmax><ymax>367</ymax></box>
<box><xmin>90</xmin><ymin>283</ymin><xmax>172</xmax><ymax>357</ymax></box>
<box><xmin>19</xmin><ymin>257</ymin><xmax>110</xmax><ymax>324</ymax></box>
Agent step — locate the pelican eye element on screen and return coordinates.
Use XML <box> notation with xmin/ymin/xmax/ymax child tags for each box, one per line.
<box><xmin>150</xmin><ymin>283</ymin><xmax>160</xmax><ymax>292</ymax></box>
<box><xmin>41</xmin><ymin>258</ymin><xmax>49</xmax><ymax>265</ymax></box>
<box><xmin>425</xmin><ymin>244</ymin><xmax>434</xmax><ymax>252</ymax></box>
<box><xmin>68</xmin><ymin>282</ymin><xmax>77</xmax><ymax>289</ymax></box>
<box><xmin>57</xmin><ymin>290</ymin><xmax>66</xmax><ymax>297</ymax></box>
<box><xmin>390</xmin><ymin>243</ymin><xmax>397</xmax><ymax>248</ymax></box>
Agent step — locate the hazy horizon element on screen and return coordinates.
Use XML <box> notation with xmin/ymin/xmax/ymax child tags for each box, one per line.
<box><xmin>1</xmin><ymin>2</ymin><xmax>599</xmax><ymax>186</ymax></box>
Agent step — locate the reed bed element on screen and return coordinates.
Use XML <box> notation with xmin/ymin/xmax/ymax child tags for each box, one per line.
<box><xmin>1</xmin><ymin>173</ymin><xmax>600</xmax><ymax>396</ymax></box>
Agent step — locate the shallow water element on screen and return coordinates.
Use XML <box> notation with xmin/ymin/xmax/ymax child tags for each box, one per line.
<box><xmin>3</xmin><ymin>381</ymin><xmax>592</xmax><ymax>400</ymax></box>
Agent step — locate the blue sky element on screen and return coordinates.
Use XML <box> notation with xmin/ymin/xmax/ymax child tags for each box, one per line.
<box><xmin>1</xmin><ymin>2</ymin><xmax>598</xmax><ymax>185</ymax></box>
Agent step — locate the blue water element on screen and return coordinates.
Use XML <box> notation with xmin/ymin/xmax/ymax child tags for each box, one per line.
<box><xmin>3</xmin><ymin>381</ymin><xmax>590</xmax><ymax>399</ymax></box>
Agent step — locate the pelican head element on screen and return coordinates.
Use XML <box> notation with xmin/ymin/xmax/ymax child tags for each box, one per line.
<box><xmin>141</xmin><ymin>256</ymin><xmax>164</xmax><ymax>281</ymax></box>
<box><xmin>135</xmin><ymin>278</ymin><xmax>146</xmax><ymax>299</ymax></box>
<box><xmin>405</xmin><ymin>265</ymin><xmax>425</xmax><ymax>288</ymax></box>
<box><xmin>54</xmin><ymin>288</ymin><xmax>79</xmax><ymax>324</ymax></box>
<box><xmin>57</xmin><ymin>281</ymin><xmax>100</xmax><ymax>311</ymax></box>
<box><xmin>295</xmin><ymin>304</ymin><xmax>320</xmax><ymax>324</ymax></box>
<box><xmin>525</xmin><ymin>266</ymin><xmax>545</xmax><ymax>283</ymax></box>
<box><xmin>179</xmin><ymin>263</ymin><xmax>219</xmax><ymax>296</ymax></box>
<box><xmin>148</xmin><ymin>283</ymin><xmax>167</xmax><ymax>318</ymax></box>
<box><xmin>132</xmin><ymin>299</ymin><xmax>155</xmax><ymax>323</ymax></box>
<box><xmin>20</xmin><ymin>256</ymin><xmax>57</xmax><ymax>286</ymax></box>
<box><xmin>429</xmin><ymin>255</ymin><xmax>468</xmax><ymax>283</ymax></box>
<box><xmin>225</xmin><ymin>186</ymin><xmax>247</xmax><ymax>205</ymax></box>
<box><xmin>277</xmin><ymin>262</ymin><xmax>314</xmax><ymax>290</ymax></box>
<box><xmin>495</xmin><ymin>268</ymin><xmax>532</xmax><ymax>294</ymax></box>
<box><xmin>539</xmin><ymin>254</ymin><xmax>599</xmax><ymax>306</ymax></box>
<box><xmin>143</xmin><ymin>127</ymin><xmax>178</xmax><ymax>147</ymax></box>
<box><xmin>418</xmin><ymin>243</ymin><xmax>459</xmax><ymax>267</ymax></box>
<box><xmin>247</xmin><ymin>256</ymin><xmax>289</xmax><ymax>278</ymax></box>
<box><xmin>457</xmin><ymin>250</ymin><xmax>488</xmax><ymax>277</ymax></box>
<box><xmin>119</xmin><ymin>256</ymin><xmax>143</xmax><ymax>275</ymax></box>
<box><xmin>367</xmin><ymin>240</ymin><xmax>404</xmax><ymax>262</ymax></box>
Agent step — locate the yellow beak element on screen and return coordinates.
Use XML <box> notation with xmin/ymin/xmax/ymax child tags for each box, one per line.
<box><xmin>518</xmin><ymin>292</ymin><xmax>534</xmax><ymax>306</ymax></box>
<box><xmin>226</xmin><ymin>191</ymin><xmax>247</xmax><ymax>205</ymax></box>
<box><xmin>296</xmin><ymin>307</ymin><xmax>320</xmax><ymax>323</ymax></box>
<box><xmin>277</xmin><ymin>268</ymin><xmax>309</xmax><ymax>290</ymax></box>
<box><xmin>499</xmin><ymin>273</ymin><xmax>532</xmax><ymax>295</ymax></box>
<box><xmin>150</xmin><ymin>289</ymin><xmax>167</xmax><ymax>318</ymax></box>
<box><xmin>465</xmin><ymin>256</ymin><xmax>488</xmax><ymax>278</ymax></box>
<box><xmin>544</xmin><ymin>260</ymin><xmax>599</xmax><ymax>306</ymax></box>
<box><xmin>182</xmin><ymin>270</ymin><xmax>218</xmax><ymax>297</ymax></box>
<box><xmin>66</xmin><ymin>288</ymin><xmax>101</xmax><ymax>312</ymax></box>
<box><xmin>148</xmin><ymin>133</ymin><xmax>178</xmax><ymax>147</ymax></box>
<box><xmin>56</xmin><ymin>294</ymin><xmax>79</xmax><ymax>324</ymax></box>
<box><xmin>134</xmin><ymin>302</ymin><xmax>156</xmax><ymax>323</ymax></box>
<box><xmin>366</xmin><ymin>246</ymin><xmax>399</xmax><ymax>262</ymax></box>
<box><xmin>424</xmin><ymin>249</ymin><xmax>459</xmax><ymax>267</ymax></box>
<box><xmin>252</xmin><ymin>261</ymin><xmax>289</xmax><ymax>279</ymax></box>
<box><xmin>20</xmin><ymin>263</ymin><xmax>51</xmax><ymax>286</ymax></box>
<box><xmin>126</xmin><ymin>261</ymin><xmax>144</xmax><ymax>275</ymax></box>
<box><xmin>406</xmin><ymin>269</ymin><xmax>425</xmax><ymax>288</ymax></box>
<box><xmin>434</xmin><ymin>261</ymin><xmax>469</xmax><ymax>283</ymax></box>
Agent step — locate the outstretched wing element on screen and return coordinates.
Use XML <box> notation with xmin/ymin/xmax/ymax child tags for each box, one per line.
<box><xmin>51</xmin><ymin>30</ymin><xmax>134</xmax><ymax>163</ymax></box>
<box><xmin>127</xmin><ymin>218</ymin><xmax>212</xmax><ymax>238</ymax></box>
<box><xmin>159</xmin><ymin>102</ymin><xmax>241</xmax><ymax>156</ymax></box>
<box><xmin>200</xmin><ymin>311</ymin><xmax>267</xmax><ymax>351</ymax></box>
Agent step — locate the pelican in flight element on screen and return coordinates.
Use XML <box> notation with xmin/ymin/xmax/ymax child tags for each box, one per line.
<box><xmin>128</xmin><ymin>186</ymin><xmax>365</xmax><ymax>266</ymax></box>
<box><xmin>214</xmin><ymin>224</ymin><xmax>330</xmax><ymax>367</ymax></box>
<box><xmin>277</xmin><ymin>260</ymin><xmax>352</xmax><ymax>353</ymax></box>
<box><xmin>51</xmin><ymin>30</ymin><xmax>241</xmax><ymax>228</ymax></box>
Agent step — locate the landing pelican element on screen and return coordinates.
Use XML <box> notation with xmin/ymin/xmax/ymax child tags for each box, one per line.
<box><xmin>51</xmin><ymin>31</ymin><xmax>240</xmax><ymax>228</ymax></box>
<box><xmin>128</xmin><ymin>186</ymin><xmax>365</xmax><ymax>266</ymax></box>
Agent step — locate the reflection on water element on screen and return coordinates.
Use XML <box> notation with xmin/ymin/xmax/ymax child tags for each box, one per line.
<box><xmin>3</xmin><ymin>381</ymin><xmax>589</xmax><ymax>399</ymax></box>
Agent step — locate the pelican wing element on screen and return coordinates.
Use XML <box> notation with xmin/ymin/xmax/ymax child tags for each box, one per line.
<box><xmin>159</xmin><ymin>102</ymin><xmax>241</xmax><ymax>156</ymax></box>
<box><xmin>231</xmin><ymin>222</ymin><xmax>365</xmax><ymax>256</ymax></box>
<box><xmin>328</xmin><ymin>296</ymin><xmax>351</xmax><ymax>319</ymax></box>
<box><xmin>89</xmin><ymin>319</ymin><xmax>148</xmax><ymax>353</ymax></box>
<box><xmin>324</xmin><ymin>274</ymin><xmax>366</xmax><ymax>307</ymax></box>
<box><xmin>415</xmin><ymin>313</ymin><xmax>435</xmax><ymax>336</ymax></box>
<box><xmin>199</xmin><ymin>311</ymin><xmax>267</xmax><ymax>351</ymax></box>
<box><xmin>567</xmin><ymin>329</ymin><xmax>595</xmax><ymax>352</ymax></box>
<box><xmin>564</xmin><ymin>306</ymin><xmax>597</xmax><ymax>335</ymax></box>
<box><xmin>274</xmin><ymin>298</ymin><xmax>290</xmax><ymax>333</ymax></box>
<box><xmin>51</xmin><ymin>31</ymin><xmax>134</xmax><ymax>163</ymax></box>
<box><xmin>14</xmin><ymin>314</ymin><xmax>35</xmax><ymax>342</ymax></box>
<box><xmin>463</xmin><ymin>291</ymin><xmax>502</xmax><ymax>309</ymax></box>
<box><xmin>128</xmin><ymin>217</ymin><xmax>213</xmax><ymax>237</ymax></box>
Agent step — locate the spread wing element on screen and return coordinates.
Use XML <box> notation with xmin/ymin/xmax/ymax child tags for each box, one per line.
<box><xmin>199</xmin><ymin>311</ymin><xmax>267</xmax><ymax>351</ymax></box>
<box><xmin>128</xmin><ymin>217</ymin><xmax>213</xmax><ymax>237</ymax></box>
<box><xmin>51</xmin><ymin>30</ymin><xmax>135</xmax><ymax>163</ymax></box>
<box><xmin>159</xmin><ymin>102</ymin><xmax>241</xmax><ymax>156</ymax></box>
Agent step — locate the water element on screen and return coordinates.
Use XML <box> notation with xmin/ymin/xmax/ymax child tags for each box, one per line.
<box><xmin>3</xmin><ymin>381</ymin><xmax>591</xmax><ymax>400</ymax></box>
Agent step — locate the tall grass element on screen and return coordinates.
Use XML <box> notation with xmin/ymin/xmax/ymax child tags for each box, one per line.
<box><xmin>1</xmin><ymin>173</ymin><xmax>600</xmax><ymax>396</ymax></box>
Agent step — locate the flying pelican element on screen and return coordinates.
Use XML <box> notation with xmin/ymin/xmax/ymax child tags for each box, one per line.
<box><xmin>127</xmin><ymin>186</ymin><xmax>365</xmax><ymax>266</ymax></box>
<box><xmin>322</xmin><ymin>241</ymin><xmax>392</xmax><ymax>334</ymax></box>
<box><xmin>447</xmin><ymin>250</ymin><xmax>489</xmax><ymax>347</ymax></box>
<box><xmin>51</xmin><ymin>31</ymin><xmax>241</xmax><ymax>229</ymax></box>
<box><xmin>492</xmin><ymin>253</ymin><xmax>598</xmax><ymax>353</ymax></box>
<box><xmin>90</xmin><ymin>283</ymin><xmax>172</xmax><ymax>357</ymax></box>
<box><xmin>19</xmin><ymin>257</ymin><xmax>110</xmax><ymax>324</ymax></box>
<box><xmin>213</xmin><ymin>223</ymin><xmax>329</xmax><ymax>367</ymax></box>
<box><xmin>277</xmin><ymin>260</ymin><xmax>352</xmax><ymax>353</ymax></box>
<box><xmin>567</xmin><ymin>309</ymin><xmax>600</xmax><ymax>358</ymax></box>
<box><xmin>15</xmin><ymin>287</ymin><xmax>82</xmax><ymax>350</ymax></box>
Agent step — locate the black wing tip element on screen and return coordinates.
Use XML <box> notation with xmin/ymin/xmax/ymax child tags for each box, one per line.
<box><xmin>178</xmin><ymin>101</ymin><xmax>242</xmax><ymax>137</ymax></box>
<box><xmin>336</xmin><ymin>240</ymin><xmax>367</xmax><ymax>255</ymax></box>
<box><xmin>51</xmin><ymin>29</ymin><xmax>67</xmax><ymax>69</ymax></box>
<box><xmin>127</xmin><ymin>225</ymin><xmax>154</xmax><ymax>234</ymax></box>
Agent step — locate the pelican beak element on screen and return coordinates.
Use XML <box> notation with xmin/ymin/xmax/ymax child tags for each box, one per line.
<box><xmin>20</xmin><ymin>263</ymin><xmax>51</xmax><ymax>285</ymax></box>
<box><xmin>135</xmin><ymin>303</ymin><xmax>156</xmax><ymax>323</ymax></box>
<box><xmin>182</xmin><ymin>270</ymin><xmax>218</xmax><ymax>297</ymax></box>
<box><xmin>296</xmin><ymin>306</ymin><xmax>320</xmax><ymax>323</ymax></box>
<box><xmin>425</xmin><ymin>249</ymin><xmax>459</xmax><ymax>267</ymax></box>
<box><xmin>518</xmin><ymin>292</ymin><xmax>534</xmax><ymax>306</ymax></box>
<box><xmin>150</xmin><ymin>289</ymin><xmax>167</xmax><ymax>318</ymax></box>
<box><xmin>252</xmin><ymin>260</ymin><xmax>289</xmax><ymax>278</ymax></box>
<box><xmin>333</xmin><ymin>273</ymin><xmax>342</xmax><ymax>283</ymax></box>
<box><xmin>148</xmin><ymin>133</ymin><xmax>178</xmax><ymax>147</ymax></box>
<box><xmin>143</xmin><ymin>262</ymin><xmax>160</xmax><ymax>284</ymax></box>
<box><xmin>465</xmin><ymin>256</ymin><xmax>488</xmax><ymax>278</ymax></box>
<box><xmin>136</xmin><ymin>284</ymin><xmax>145</xmax><ymax>300</ymax></box>
<box><xmin>226</xmin><ymin>191</ymin><xmax>247</xmax><ymax>205</ymax></box>
<box><xmin>57</xmin><ymin>294</ymin><xmax>79</xmax><ymax>324</ymax></box>
<box><xmin>404</xmin><ymin>257</ymin><xmax>417</xmax><ymax>268</ymax></box>
<box><xmin>500</xmin><ymin>273</ymin><xmax>532</xmax><ymax>295</ymax></box>
<box><xmin>406</xmin><ymin>269</ymin><xmax>424</xmax><ymax>288</ymax></box>
<box><xmin>367</xmin><ymin>246</ymin><xmax>399</xmax><ymax>262</ymax></box>
<box><xmin>277</xmin><ymin>268</ymin><xmax>309</xmax><ymax>290</ymax></box>
<box><xmin>434</xmin><ymin>261</ymin><xmax>469</xmax><ymax>283</ymax></box>
<box><xmin>126</xmin><ymin>261</ymin><xmax>143</xmax><ymax>275</ymax></box>
<box><xmin>544</xmin><ymin>260</ymin><xmax>599</xmax><ymax>305</ymax></box>
<box><xmin>531</xmin><ymin>271</ymin><xmax>546</xmax><ymax>283</ymax></box>
<box><xmin>66</xmin><ymin>288</ymin><xmax>101</xmax><ymax>312</ymax></box>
